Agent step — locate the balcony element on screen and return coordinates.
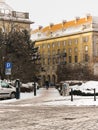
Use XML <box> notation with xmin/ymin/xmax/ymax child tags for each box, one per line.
<box><xmin>12</xmin><ymin>11</ymin><xmax>29</xmax><ymax>19</ymax></box>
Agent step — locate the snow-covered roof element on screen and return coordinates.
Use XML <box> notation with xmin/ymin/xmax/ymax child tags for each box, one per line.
<box><xmin>31</xmin><ymin>15</ymin><xmax>98</xmax><ymax>41</ymax></box>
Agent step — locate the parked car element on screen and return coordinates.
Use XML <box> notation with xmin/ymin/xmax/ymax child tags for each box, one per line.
<box><xmin>0</xmin><ymin>80</ymin><xmax>16</xmax><ymax>99</ymax></box>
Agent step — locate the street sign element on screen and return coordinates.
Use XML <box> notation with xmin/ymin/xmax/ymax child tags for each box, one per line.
<box><xmin>5</xmin><ymin>62</ymin><xmax>12</xmax><ymax>75</ymax></box>
<box><xmin>5</xmin><ymin>62</ymin><xmax>12</xmax><ymax>69</ymax></box>
<box><xmin>5</xmin><ymin>68</ymin><xmax>11</xmax><ymax>75</ymax></box>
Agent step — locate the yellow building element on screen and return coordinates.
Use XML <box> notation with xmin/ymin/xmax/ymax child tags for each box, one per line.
<box><xmin>32</xmin><ymin>14</ymin><xmax>98</xmax><ymax>85</ymax></box>
<box><xmin>0</xmin><ymin>0</ymin><xmax>33</xmax><ymax>33</ymax></box>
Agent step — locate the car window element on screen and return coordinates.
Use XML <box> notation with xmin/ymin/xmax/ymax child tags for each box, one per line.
<box><xmin>0</xmin><ymin>81</ymin><xmax>9</xmax><ymax>88</ymax></box>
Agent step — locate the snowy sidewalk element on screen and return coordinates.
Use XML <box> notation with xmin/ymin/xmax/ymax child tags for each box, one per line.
<box><xmin>0</xmin><ymin>87</ymin><xmax>98</xmax><ymax>106</ymax></box>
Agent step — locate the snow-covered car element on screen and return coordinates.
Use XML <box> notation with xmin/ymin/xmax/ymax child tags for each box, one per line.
<box><xmin>0</xmin><ymin>80</ymin><xmax>16</xmax><ymax>99</ymax></box>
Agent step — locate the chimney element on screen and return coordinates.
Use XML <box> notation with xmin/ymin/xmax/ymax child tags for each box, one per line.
<box><xmin>86</xmin><ymin>13</ymin><xmax>91</xmax><ymax>19</ymax></box>
<box><xmin>75</xmin><ymin>16</ymin><xmax>80</xmax><ymax>22</ymax></box>
<box><xmin>49</xmin><ymin>23</ymin><xmax>54</xmax><ymax>28</ymax></box>
<box><xmin>62</xmin><ymin>20</ymin><xmax>67</xmax><ymax>25</ymax></box>
<box><xmin>38</xmin><ymin>25</ymin><xmax>43</xmax><ymax>30</ymax></box>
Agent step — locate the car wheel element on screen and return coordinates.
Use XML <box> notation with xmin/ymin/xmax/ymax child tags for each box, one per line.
<box><xmin>10</xmin><ymin>92</ymin><xmax>16</xmax><ymax>99</ymax></box>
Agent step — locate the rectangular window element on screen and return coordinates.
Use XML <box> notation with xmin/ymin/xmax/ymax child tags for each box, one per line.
<box><xmin>69</xmin><ymin>56</ymin><xmax>72</xmax><ymax>63</ymax></box>
<box><xmin>84</xmin><ymin>54</ymin><xmax>89</xmax><ymax>62</ymax></box>
<box><xmin>75</xmin><ymin>56</ymin><xmax>78</xmax><ymax>63</ymax></box>
<box><xmin>52</xmin><ymin>43</ymin><xmax>55</xmax><ymax>48</ymax></box>
<box><xmin>48</xmin><ymin>58</ymin><xmax>50</xmax><ymax>65</ymax></box>
<box><xmin>42</xmin><ymin>44</ymin><xmax>45</xmax><ymax>49</ymax></box>
<box><xmin>58</xmin><ymin>42</ymin><xmax>60</xmax><ymax>47</ymax></box>
<box><xmin>58</xmin><ymin>57</ymin><xmax>61</xmax><ymax>64</ymax></box>
<box><xmin>48</xmin><ymin>44</ymin><xmax>50</xmax><ymax>48</ymax></box>
<box><xmin>85</xmin><ymin>45</ymin><xmax>88</xmax><ymax>52</ymax></box>
<box><xmin>57</xmin><ymin>49</ymin><xmax>60</xmax><ymax>54</ymax></box>
<box><xmin>68</xmin><ymin>48</ymin><xmax>72</xmax><ymax>54</ymax></box>
<box><xmin>63</xmin><ymin>40</ymin><xmax>66</xmax><ymax>46</ymax></box>
<box><xmin>68</xmin><ymin>39</ymin><xmax>72</xmax><ymax>45</ymax></box>
<box><xmin>52</xmin><ymin>58</ymin><xmax>55</xmax><ymax>64</ymax></box>
<box><xmin>74</xmin><ymin>38</ymin><xmax>78</xmax><ymax>44</ymax></box>
<box><xmin>43</xmin><ymin>58</ymin><xmax>45</xmax><ymax>65</ymax></box>
<box><xmin>82</xmin><ymin>36</ymin><xmax>89</xmax><ymax>43</ymax></box>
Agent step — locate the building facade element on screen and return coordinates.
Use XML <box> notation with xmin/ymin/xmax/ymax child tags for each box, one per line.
<box><xmin>32</xmin><ymin>14</ymin><xmax>98</xmax><ymax>85</ymax></box>
<box><xmin>0</xmin><ymin>0</ymin><xmax>33</xmax><ymax>33</ymax></box>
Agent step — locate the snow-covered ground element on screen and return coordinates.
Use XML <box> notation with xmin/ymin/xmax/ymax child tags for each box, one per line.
<box><xmin>1</xmin><ymin>81</ymin><xmax>98</xmax><ymax>106</ymax></box>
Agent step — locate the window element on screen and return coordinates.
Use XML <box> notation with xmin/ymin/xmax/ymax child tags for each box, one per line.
<box><xmin>52</xmin><ymin>43</ymin><xmax>55</xmax><ymax>48</ymax></box>
<box><xmin>38</xmin><ymin>33</ymin><xmax>41</xmax><ymax>37</ymax></box>
<box><xmin>58</xmin><ymin>57</ymin><xmax>61</xmax><ymax>64</ymax></box>
<box><xmin>48</xmin><ymin>44</ymin><xmax>50</xmax><ymax>48</ymax></box>
<box><xmin>48</xmin><ymin>58</ymin><xmax>50</xmax><ymax>65</ymax></box>
<box><xmin>75</xmin><ymin>56</ymin><xmax>78</xmax><ymax>63</ymax></box>
<box><xmin>42</xmin><ymin>58</ymin><xmax>45</xmax><ymax>65</ymax></box>
<box><xmin>82</xmin><ymin>36</ymin><xmax>89</xmax><ymax>43</ymax></box>
<box><xmin>52</xmin><ymin>50</ymin><xmax>56</xmax><ymax>55</ymax></box>
<box><xmin>74</xmin><ymin>38</ymin><xmax>78</xmax><ymax>44</ymax></box>
<box><xmin>84</xmin><ymin>54</ymin><xmax>89</xmax><ymax>62</ymax></box>
<box><xmin>57</xmin><ymin>49</ymin><xmax>60</xmax><ymax>54</ymax></box>
<box><xmin>68</xmin><ymin>48</ymin><xmax>72</xmax><ymax>54</ymax></box>
<box><xmin>69</xmin><ymin>56</ymin><xmax>72</xmax><ymax>63</ymax></box>
<box><xmin>48</xmin><ymin>51</ymin><xmax>50</xmax><ymax>56</ymax></box>
<box><xmin>58</xmin><ymin>42</ymin><xmax>60</xmax><ymax>47</ymax></box>
<box><xmin>5</xmin><ymin>10</ymin><xmax>10</xmax><ymax>14</ymax></box>
<box><xmin>63</xmin><ymin>41</ymin><xmax>66</xmax><ymax>46</ymax></box>
<box><xmin>52</xmin><ymin>58</ymin><xmax>56</xmax><ymax>64</ymax></box>
<box><xmin>42</xmin><ymin>44</ymin><xmax>45</xmax><ymax>49</ymax></box>
<box><xmin>68</xmin><ymin>39</ymin><xmax>72</xmax><ymax>45</ymax></box>
<box><xmin>85</xmin><ymin>45</ymin><xmax>88</xmax><ymax>52</ymax></box>
<box><xmin>63</xmin><ymin>49</ymin><xmax>66</xmax><ymax>53</ymax></box>
<box><xmin>74</xmin><ymin>47</ymin><xmax>78</xmax><ymax>52</ymax></box>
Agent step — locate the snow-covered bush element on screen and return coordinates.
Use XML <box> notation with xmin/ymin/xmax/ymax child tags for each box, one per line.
<box><xmin>70</xmin><ymin>81</ymin><xmax>98</xmax><ymax>96</ymax></box>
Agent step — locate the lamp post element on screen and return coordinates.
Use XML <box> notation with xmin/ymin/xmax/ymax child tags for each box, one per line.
<box><xmin>32</xmin><ymin>47</ymin><xmax>40</xmax><ymax>96</ymax></box>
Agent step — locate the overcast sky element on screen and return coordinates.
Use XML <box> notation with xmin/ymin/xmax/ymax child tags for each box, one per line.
<box><xmin>6</xmin><ymin>0</ymin><xmax>98</xmax><ymax>29</ymax></box>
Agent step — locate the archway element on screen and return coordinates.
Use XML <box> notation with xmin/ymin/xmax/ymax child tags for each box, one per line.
<box><xmin>52</xmin><ymin>75</ymin><xmax>56</xmax><ymax>86</ymax></box>
<box><xmin>47</xmin><ymin>75</ymin><xmax>50</xmax><ymax>83</ymax></box>
<box><xmin>42</xmin><ymin>75</ymin><xmax>46</xmax><ymax>86</ymax></box>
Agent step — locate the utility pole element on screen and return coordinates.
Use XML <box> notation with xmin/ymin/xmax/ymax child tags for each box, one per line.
<box><xmin>32</xmin><ymin>46</ymin><xmax>40</xmax><ymax>96</ymax></box>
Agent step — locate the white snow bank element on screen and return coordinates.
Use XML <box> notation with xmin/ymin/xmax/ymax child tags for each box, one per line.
<box><xmin>70</xmin><ymin>81</ymin><xmax>98</xmax><ymax>93</ymax></box>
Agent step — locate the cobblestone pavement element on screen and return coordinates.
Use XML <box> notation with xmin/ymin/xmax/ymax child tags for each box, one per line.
<box><xmin>0</xmin><ymin>88</ymin><xmax>98</xmax><ymax>130</ymax></box>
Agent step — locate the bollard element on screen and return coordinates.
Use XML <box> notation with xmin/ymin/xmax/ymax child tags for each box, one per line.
<box><xmin>71</xmin><ymin>88</ymin><xmax>73</xmax><ymax>101</ymax></box>
<box><xmin>15</xmin><ymin>79</ymin><xmax>20</xmax><ymax>99</ymax></box>
<box><xmin>33</xmin><ymin>81</ymin><xmax>36</xmax><ymax>96</ymax></box>
<box><xmin>94</xmin><ymin>88</ymin><xmax>96</xmax><ymax>101</ymax></box>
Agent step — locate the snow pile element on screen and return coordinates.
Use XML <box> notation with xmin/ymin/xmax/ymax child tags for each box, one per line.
<box><xmin>71</xmin><ymin>81</ymin><xmax>98</xmax><ymax>93</ymax></box>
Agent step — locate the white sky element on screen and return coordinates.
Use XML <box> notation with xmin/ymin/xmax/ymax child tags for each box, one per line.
<box><xmin>6</xmin><ymin>0</ymin><xmax>98</xmax><ymax>29</ymax></box>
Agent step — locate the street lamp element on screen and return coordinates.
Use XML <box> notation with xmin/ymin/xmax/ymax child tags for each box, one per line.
<box><xmin>32</xmin><ymin>46</ymin><xmax>40</xmax><ymax>96</ymax></box>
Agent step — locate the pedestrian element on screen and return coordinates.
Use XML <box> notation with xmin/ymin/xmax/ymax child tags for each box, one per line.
<box><xmin>45</xmin><ymin>81</ymin><xmax>49</xmax><ymax>89</ymax></box>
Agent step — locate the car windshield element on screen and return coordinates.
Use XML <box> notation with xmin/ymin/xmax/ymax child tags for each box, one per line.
<box><xmin>0</xmin><ymin>80</ymin><xmax>9</xmax><ymax>88</ymax></box>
